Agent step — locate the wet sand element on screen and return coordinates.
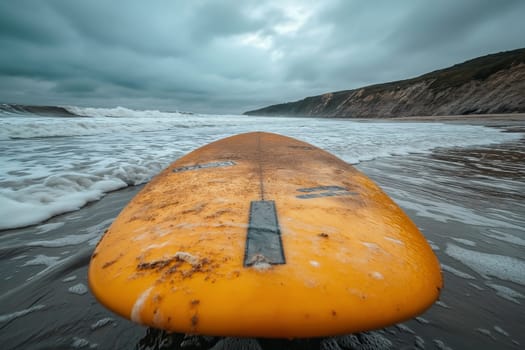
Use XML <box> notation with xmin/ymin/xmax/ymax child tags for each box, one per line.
<box><xmin>356</xmin><ymin>124</ymin><xmax>525</xmax><ymax>350</ymax></box>
<box><xmin>1</xmin><ymin>117</ymin><xmax>524</xmax><ymax>349</ymax></box>
<box><xmin>357</xmin><ymin>113</ymin><xmax>525</xmax><ymax>123</ymax></box>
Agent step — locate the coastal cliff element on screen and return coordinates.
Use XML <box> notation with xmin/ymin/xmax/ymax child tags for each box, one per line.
<box><xmin>244</xmin><ymin>48</ymin><xmax>525</xmax><ymax>118</ymax></box>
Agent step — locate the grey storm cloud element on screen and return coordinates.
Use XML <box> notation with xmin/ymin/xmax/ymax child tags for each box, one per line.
<box><xmin>0</xmin><ymin>0</ymin><xmax>524</xmax><ymax>113</ymax></box>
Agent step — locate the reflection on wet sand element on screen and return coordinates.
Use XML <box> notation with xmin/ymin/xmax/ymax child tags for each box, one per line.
<box><xmin>356</xmin><ymin>126</ymin><xmax>524</xmax><ymax>350</ymax></box>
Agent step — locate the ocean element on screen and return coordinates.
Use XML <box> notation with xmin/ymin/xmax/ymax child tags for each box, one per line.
<box><xmin>0</xmin><ymin>105</ymin><xmax>524</xmax><ymax>349</ymax></box>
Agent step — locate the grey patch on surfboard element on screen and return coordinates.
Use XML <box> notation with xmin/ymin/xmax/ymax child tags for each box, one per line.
<box><xmin>296</xmin><ymin>186</ymin><xmax>357</xmax><ymax>199</ymax></box>
<box><xmin>244</xmin><ymin>200</ymin><xmax>285</xmax><ymax>268</ymax></box>
<box><xmin>172</xmin><ymin>161</ymin><xmax>236</xmax><ymax>173</ymax></box>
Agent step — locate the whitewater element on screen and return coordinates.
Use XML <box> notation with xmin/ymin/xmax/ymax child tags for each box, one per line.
<box><xmin>0</xmin><ymin>105</ymin><xmax>522</xmax><ymax>230</ymax></box>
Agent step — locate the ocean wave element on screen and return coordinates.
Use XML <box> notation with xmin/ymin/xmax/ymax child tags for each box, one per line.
<box><xmin>0</xmin><ymin>104</ymin><xmax>191</xmax><ymax>119</ymax></box>
<box><xmin>64</xmin><ymin>105</ymin><xmax>191</xmax><ymax>118</ymax></box>
<box><xmin>0</xmin><ymin>104</ymin><xmax>77</xmax><ymax>117</ymax></box>
<box><xmin>1</xmin><ymin>108</ymin><xmax>523</xmax><ymax>230</ymax></box>
<box><xmin>0</xmin><ymin>105</ymin><xmax>199</xmax><ymax>140</ymax></box>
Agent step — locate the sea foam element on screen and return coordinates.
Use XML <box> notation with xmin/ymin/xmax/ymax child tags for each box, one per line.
<box><xmin>65</xmin><ymin>105</ymin><xmax>186</xmax><ymax>119</ymax></box>
<box><xmin>0</xmin><ymin>177</ymin><xmax>126</xmax><ymax>230</ymax></box>
<box><xmin>1</xmin><ymin>106</ymin><xmax>522</xmax><ymax>230</ymax></box>
<box><xmin>0</xmin><ymin>304</ymin><xmax>46</xmax><ymax>323</ymax></box>
<box><xmin>445</xmin><ymin>244</ymin><xmax>525</xmax><ymax>285</ymax></box>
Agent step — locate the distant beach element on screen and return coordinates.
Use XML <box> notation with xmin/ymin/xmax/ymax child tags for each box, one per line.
<box><xmin>1</xmin><ymin>108</ymin><xmax>524</xmax><ymax>349</ymax></box>
<box><xmin>358</xmin><ymin>113</ymin><xmax>525</xmax><ymax>124</ymax></box>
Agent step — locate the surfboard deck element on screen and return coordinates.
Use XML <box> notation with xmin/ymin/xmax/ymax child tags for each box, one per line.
<box><xmin>89</xmin><ymin>132</ymin><xmax>442</xmax><ymax>338</ymax></box>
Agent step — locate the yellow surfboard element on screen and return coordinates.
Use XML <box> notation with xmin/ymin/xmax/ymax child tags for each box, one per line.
<box><xmin>89</xmin><ymin>132</ymin><xmax>442</xmax><ymax>338</ymax></box>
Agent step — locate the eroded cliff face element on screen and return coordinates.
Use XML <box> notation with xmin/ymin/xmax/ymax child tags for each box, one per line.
<box><xmin>245</xmin><ymin>50</ymin><xmax>525</xmax><ymax>118</ymax></box>
<box><xmin>332</xmin><ymin>63</ymin><xmax>525</xmax><ymax>117</ymax></box>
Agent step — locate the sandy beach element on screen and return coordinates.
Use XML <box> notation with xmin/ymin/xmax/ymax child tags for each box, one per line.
<box><xmin>355</xmin><ymin>118</ymin><xmax>525</xmax><ymax>350</ymax></box>
<box><xmin>1</xmin><ymin>114</ymin><xmax>524</xmax><ymax>349</ymax></box>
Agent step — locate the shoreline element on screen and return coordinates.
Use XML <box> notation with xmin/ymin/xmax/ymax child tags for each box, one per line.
<box><xmin>353</xmin><ymin>112</ymin><xmax>525</xmax><ymax>124</ymax></box>
<box><xmin>1</xmin><ymin>115</ymin><xmax>523</xmax><ymax>234</ymax></box>
<box><xmin>354</xmin><ymin>114</ymin><xmax>525</xmax><ymax>137</ymax></box>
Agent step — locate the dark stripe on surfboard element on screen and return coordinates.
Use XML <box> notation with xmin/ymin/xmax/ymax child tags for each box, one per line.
<box><xmin>172</xmin><ymin>161</ymin><xmax>236</xmax><ymax>173</ymax></box>
<box><xmin>244</xmin><ymin>200</ymin><xmax>285</xmax><ymax>267</ymax></box>
<box><xmin>296</xmin><ymin>185</ymin><xmax>357</xmax><ymax>199</ymax></box>
<box><xmin>297</xmin><ymin>185</ymin><xmax>347</xmax><ymax>193</ymax></box>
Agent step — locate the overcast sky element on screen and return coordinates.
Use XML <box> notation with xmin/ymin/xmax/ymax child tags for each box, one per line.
<box><xmin>1</xmin><ymin>0</ymin><xmax>524</xmax><ymax>114</ymax></box>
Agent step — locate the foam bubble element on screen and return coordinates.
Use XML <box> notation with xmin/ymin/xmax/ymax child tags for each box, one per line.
<box><xmin>451</xmin><ymin>237</ymin><xmax>477</xmax><ymax>247</ymax></box>
<box><xmin>469</xmin><ymin>282</ymin><xmax>485</xmax><ymax>291</ymax></box>
<box><xmin>0</xmin><ymin>304</ymin><xmax>45</xmax><ymax>323</ymax></box>
<box><xmin>484</xmin><ymin>229</ymin><xmax>525</xmax><ymax>247</ymax></box>
<box><xmin>71</xmin><ymin>337</ymin><xmax>97</xmax><ymax>349</ymax></box>
<box><xmin>90</xmin><ymin>317</ymin><xmax>115</xmax><ymax>330</ymax></box>
<box><xmin>35</xmin><ymin>222</ymin><xmax>65</xmax><ymax>235</ymax></box>
<box><xmin>416</xmin><ymin>317</ymin><xmax>430</xmax><ymax>324</ymax></box>
<box><xmin>486</xmin><ymin>282</ymin><xmax>524</xmax><ymax>304</ymax></box>
<box><xmin>432</xmin><ymin>339</ymin><xmax>453</xmax><ymax>350</ymax></box>
<box><xmin>436</xmin><ymin>301</ymin><xmax>450</xmax><ymax>309</ymax></box>
<box><xmin>441</xmin><ymin>263</ymin><xmax>476</xmax><ymax>280</ymax></box>
<box><xmin>62</xmin><ymin>275</ymin><xmax>77</xmax><ymax>282</ymax></box>
<box><xmin>22</xmin><ymin>254</ymin><xmax>60</xmax><ymax>267</ymax></box>
<box><xmin>396</xmin><ymin>324</ymin><xmax>415</xmax><ymax>334</ymax></box>
<box><xmin>494</xmin><ymin>325</ymin><xmax>509</xmax><ymax>337</ymax></box>
<box><xmin>91</xmin><ymin>317</ymin><xmax>115</xmax><ymax>331</ymax></box>
<box><xmin>476</xmin><ymin>328</ymin><xmax>495</xmax><ymax>339</ymax></box>
<box><xmin>445</xmin><ymin>244</ymin><xmax>525</xmax><ymax>285</ymax></box>
<box><xmin>415</xmin><ymin>336</ymin><xmax>425</xmax><ymax>349</ymax></box>
<box><xmin>28</xmin><ymin>233</ymin><xmax>99</xmax><ymax>248</ymax></box>
<box><xmin>68</xmin><ymin>283</ymin><xmax>88</xmax><ymax>295</ymax></box>
<box><xmin>393</xmin><ymin>196</ymin><xmax>522</xmax><ymax>229</ymax></box>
